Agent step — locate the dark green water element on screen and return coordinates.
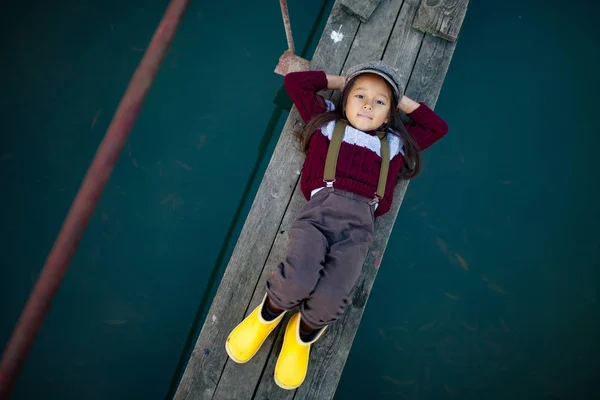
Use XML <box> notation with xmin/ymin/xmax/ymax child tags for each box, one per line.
<box><xmin>337</xmin><ymin>1</ymin><xmax>600</xmax><ymax>399</ymax></box>
<box><xmin>1</xmin><ymin>0</ymin><xmax>598</xmax><ymax>399</ymax></box>
<box><xmin>1</xmin><ymin>0</ymin><xmax>330</xmax><ymax>398</ymax></box>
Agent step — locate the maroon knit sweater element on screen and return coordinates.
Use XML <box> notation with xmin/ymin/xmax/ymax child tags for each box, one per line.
<box><xmin>284</xmin><ymin>70</ymin><xmax>448</xmax><ymax>218</ymax></box>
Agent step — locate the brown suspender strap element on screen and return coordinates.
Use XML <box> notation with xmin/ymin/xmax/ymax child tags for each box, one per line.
<box><xmin>323</xmin><ymin>120</ymin><xmax>347</xmax><ymax>185</ymax></box>
<box><xmin>323</xmin><ymin>120</ymin><xmax>390</xmax><ymax>202</ymax></box>
<box><xmin>376</xmin><ymin>130</ymin><xmax>390</xmax><ymax>200</ymax></box>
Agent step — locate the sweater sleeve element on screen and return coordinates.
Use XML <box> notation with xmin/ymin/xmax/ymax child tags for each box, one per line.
<box><xmin>404</xmin><ymin>103</ymin><xmax>449</xmax><ymax>151</ymax></box>
<box><xmin>283</xmin><ymin>70</ymin><xmax>329</xmax><ymax>123</ymax></box>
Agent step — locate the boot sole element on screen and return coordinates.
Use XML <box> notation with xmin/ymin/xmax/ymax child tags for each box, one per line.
<box><xmin>225</xmin><ymin>328</ymin><xmax>277</xmax><ymax>364</ymax></box>
<box><xmin>225</xmin><ymin>341</ymin><xmax>248</xmax><ymax>364</ymax></box>
<box><xmin>274</xmin><ymin>374</ymin><xmax>301</xmax><ymax>390</ymax></box>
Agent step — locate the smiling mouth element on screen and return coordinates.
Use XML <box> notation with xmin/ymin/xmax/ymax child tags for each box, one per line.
<box><xmin>357</xmin><ymin>114</ymin><xmax>373</xmax><ymax>120</ymax></box>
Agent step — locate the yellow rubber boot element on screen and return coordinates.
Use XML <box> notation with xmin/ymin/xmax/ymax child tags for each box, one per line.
<box><xmin>226</xmin><ymin>293</ymin><xmax>286</xmax><ymax>364</ymax></box>
<box><xmin>274</xmin><ymin>313</ymin><xmax>326</xmax><ymax>390</ymax></box>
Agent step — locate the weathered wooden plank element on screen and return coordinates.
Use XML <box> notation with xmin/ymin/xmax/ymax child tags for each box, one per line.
<box><xmin>412</xmin><ymin>0</ymin><xmax>469</xmax><ymax>42</ymax></box>
<box><xmin>173</xmin><ymin>110</ymin><xmax>305</xmax><ymax>400</ymax></box>
<box><xmin>404</xmin><ymin>34</ymin><xmax>456</xmax><ymax>107</ymax></box>
<box><xmin>310</xmin><ymin>2</ymin><xmax>362</xmax><ymax>75</ymax></box>
<box><xmin>342</xmin><ymin>0</ymin><xmax>404</xmax><ymax>72</ymax></box>
<box><xmin>177</xmin><ymin>2</ymin><xmax>362</xmax><ymax>400</ymax></box>
<box><xmin>340</xmin><ymin>0</ymin><xmax>382</xmax><ymax>22</ymax></box>
<box><xmin>382</xmin><ymin>0</ymin><xmax>426</xmax><ymax>88</ymax></box>
<box><xmin>212</xmin><ymin>189</ymin><xmax>307</xmax><ymax>400</ymax></box>
<box><xmin>244</xmin><ymin>190</ymin><xmax>321</xmax><ymax>400</ymax></box>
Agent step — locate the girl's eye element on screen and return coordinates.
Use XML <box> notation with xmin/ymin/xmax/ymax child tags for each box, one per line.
<box><xmin>355</xmin><ymin>94</ymin><xmax>364</xmax><ymax>99</ymax></box>
<box><xmin>376</xmin><ymin>100</ymin><xmax>385</xmax><ymax>105</ymax></box>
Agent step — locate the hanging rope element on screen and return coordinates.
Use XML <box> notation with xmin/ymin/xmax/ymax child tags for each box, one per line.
<box><xmin>0</xmin><ymin>1</ymin><xmax>191</xmax><ymax>398</ymax></box>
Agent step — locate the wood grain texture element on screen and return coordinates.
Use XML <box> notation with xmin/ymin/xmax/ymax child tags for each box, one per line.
<box><xmin>340</xmin><ymin>0</ymin><xmax>382</xmax><ymax>22</ymax></box>
<box><xmin>342</xmin><ymin>0</ymin><xmax>404</xmax><ymax>72</ymax></box>
<box><xmin>382</xmin><ymin>0</ymin><xmax>426</xmax><ymax>88</ymax></box>
<box><xmin>404</xmin><ymin>34</ymin><xmax>456</xmax><ymax>107</ymax></box>
<box><xmin>310</xmin><ymin>2</ymin><xmax>362</xmax><ymax>75</ymax></box>
<box><xmin>412</xmin><ymin>0</ymin><xmax>470</xmax><ymax>42</ymax></box>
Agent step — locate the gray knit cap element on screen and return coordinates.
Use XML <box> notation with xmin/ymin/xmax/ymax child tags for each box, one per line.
<box><xmin>346</xmin><ymin>60</ymin><xmax>404</xmax><ymax>103</ymax></box>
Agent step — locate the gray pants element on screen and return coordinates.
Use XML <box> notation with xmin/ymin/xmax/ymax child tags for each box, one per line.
<box><xmin>266</xmin><ymin>189</ymin><xmax>375</xmax><ymax>329</ymax></box>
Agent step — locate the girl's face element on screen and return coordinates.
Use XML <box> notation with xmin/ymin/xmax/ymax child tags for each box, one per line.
<box><xmin>344</xmin><ymin>74</ymin><xmax>392</xmax><ymax>132</ymax></box>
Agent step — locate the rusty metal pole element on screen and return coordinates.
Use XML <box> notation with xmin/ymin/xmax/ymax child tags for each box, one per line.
<box><xmin>279</xmin><ymin>0</ymin><xmax>295</xmax><ymax>53</ymax></box>
<box><xmin>275</xmin><ymin>0</ymin><xmax>310</xmax><ymax>76</ymax></box>
<box><xmin>0</xmin><ymin>0</ymin><xmax>191</xmax><ymax>397</ymax></box>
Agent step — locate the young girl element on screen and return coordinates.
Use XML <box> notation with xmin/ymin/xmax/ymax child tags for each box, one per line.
<box><xmin>225</xmin><ymin>60</ymin><xmax>448</xmax><ymax>390</ymax></box>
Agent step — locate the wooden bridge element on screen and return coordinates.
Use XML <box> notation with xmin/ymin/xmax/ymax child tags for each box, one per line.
<box><xmin>174</xmin><ymin>0</ymin><xmax>469</xmax><ymax>398</ymax></box>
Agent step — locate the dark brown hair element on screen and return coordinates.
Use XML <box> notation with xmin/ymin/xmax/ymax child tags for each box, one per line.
<box><xmin>295</xmin><ymin>75</ymin><xmax>422</xmax><ymax>180</ymax></box>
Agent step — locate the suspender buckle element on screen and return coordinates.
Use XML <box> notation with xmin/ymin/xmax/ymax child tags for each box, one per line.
<box><xmin>324</xmin><ymin>179</ymin><xmax>335</xmax><ymax>192</ymax></box>
<box><xmin>368</xmin><ymin>195</ymin><xmax>380</xmax><ymax>206</ymax></box>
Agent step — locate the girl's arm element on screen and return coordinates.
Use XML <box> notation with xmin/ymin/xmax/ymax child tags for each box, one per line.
<box><xmin>398</xmin><ymin>96</ymin><xmax>421</xmax><ymax>114</ymax></box>
<box><xmin>399</xmin><ymin>95</ymin><xmax>448</xmax><ymax>151</ymax></box>
<box><xmin>283</xmin><ymin>71</ymin><xmax>330</xmax><ymax>123</ymax></box>
<box><xmin>326</xmin><ymin>74</ymin><xmax>345</xmax><ymax>91</ymax></box>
